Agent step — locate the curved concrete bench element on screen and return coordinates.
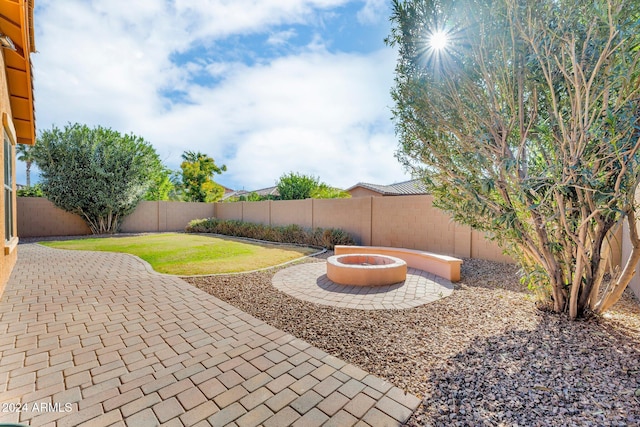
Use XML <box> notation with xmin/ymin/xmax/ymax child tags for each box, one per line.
<box><xmin>334</xmin><ymin>245</ymin><xmax>462</xmax><ymax>282</ymax></box>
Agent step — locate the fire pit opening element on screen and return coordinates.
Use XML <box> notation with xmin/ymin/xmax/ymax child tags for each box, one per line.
<box><xmin>326</xmin><ymin>254</ymin><xmax>407</xmax><ymax>287</ymax></box>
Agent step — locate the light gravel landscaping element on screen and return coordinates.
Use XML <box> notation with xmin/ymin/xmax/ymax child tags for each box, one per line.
<box><xmin>185</xmin><ymin>253</ymin><xmax>640</xmax><ymax>426</ymax></box>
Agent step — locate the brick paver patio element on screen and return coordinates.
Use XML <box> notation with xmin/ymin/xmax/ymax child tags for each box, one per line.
<box><xmin>0</xmin><ymin>244</ymin><xmax>420</xmax><ymax>426</ymax></box>
<box><xmin>273</xmin><ymin>263</ymin><xmax>454</xmax><ymax>310</ymax></box>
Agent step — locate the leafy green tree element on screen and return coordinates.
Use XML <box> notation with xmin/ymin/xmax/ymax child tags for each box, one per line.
<box><xmin>16</xmin><ymin>144</ymin><xmax>35</xmax><ymax>187</ymax></box>
<box><xmin>166</xmin><ymin>170</ymin><xmax>185</xmax><ymax>201</ymax></box>
<box><xmin>276</xmin><ymin>173</ymin><xmax>351</xmax><ymax>200</ymax></box>
<box><xmin>313</xmin><ymin>183</ymin><xmax>350</xmax><ymax>199</ymax></box>
<box><xmin>388</xmin><ymin>0</ymin><xmax>640</xmax><ymax>318</ymax></box>
<box><xmin>238</xmin><ymin>192</ymin><xmax>270</xmax><ymax>202</ymax></box>
<box><xmin>244</xmin><ymin>192</ymin><xmax>267</xmax><ymax>202</ymax></box>
<box><xmin>276</xmin><ymin>172</ymin><xmax>351</xmax><ymax>200</ymax></box>
<box><xmin>143</xmin><ymin>166</ymin><xmax>174</xmax><ymax>201</ymax></box>
<box><xmin>17</xmin><ymin>183</ymin><xmax>44</xmax><ymax>197</ymax></box>
<box><xmin>276</xmin><ymin>172</ymin><xmax>319</xmax><ymax>200</ymax></box>
<box><xmin>179</xmin><ymin>151</ymin><xmax>227</xmax><ymax>202</ymax></box>
<box><xmin>33</xmin><ymin>123</ymin><xmax>165</xmax><ymax>234</ymax></box>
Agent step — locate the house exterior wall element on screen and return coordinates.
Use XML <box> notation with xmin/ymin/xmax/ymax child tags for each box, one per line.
<box><xmin>0</xmin><ymin>51</ymin><xmax>18</xmax><ymax>296</ymax></box>
<box><xmin>348</xmin><ymin>187</ymin><xmax>384</xmax><ymax>198</ymax></box>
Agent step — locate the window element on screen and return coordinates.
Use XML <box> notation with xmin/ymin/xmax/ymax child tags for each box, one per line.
<box><xmin>4</xmin><ymin>132</ymin><xmax>13</xmax><ymax>241</ymax></box>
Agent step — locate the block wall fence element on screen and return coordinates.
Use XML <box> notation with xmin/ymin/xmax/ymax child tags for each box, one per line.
<box><xmin>16</xmin><ymin>195</ymin><xmax>636</xmax><ymax>298</ymax></box>
<box><xmin>17</xmin><ymin>196</ymin><xmax>512</xmax><ymax>263</ymax></box>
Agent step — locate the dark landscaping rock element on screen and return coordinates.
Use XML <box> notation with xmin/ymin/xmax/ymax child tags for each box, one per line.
<box><xmin>184</xmin><ymin>255</ymin><xmax>640</xmax><ymax>426</ymax></box>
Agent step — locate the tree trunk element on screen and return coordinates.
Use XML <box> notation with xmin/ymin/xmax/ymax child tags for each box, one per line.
<box><xmin>594</xmin><ymin>210</ymin><xmax>640</xmax><ymax>314</ymax></box>
<box><xmin>26</xmin><ymin>161</ymin><xmax>31</xmax><ymax>187</ymax></box>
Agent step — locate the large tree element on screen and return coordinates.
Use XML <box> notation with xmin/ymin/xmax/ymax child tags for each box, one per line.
<box><xmin>388</xmin><ymin>0</ymin><xmax>640</xmax><ymax>318</ymax></box>
<box><xmin>277</xmin><ymin>172</ymin><xmax>319</xmax><ymax>200</ymax></box>
<box><xmin>276</xmin><ymin>172</ymin><xmax>350</xmax><ymax>200</ymax></box>
<box><xmin>179</xmin><ymin>151</ymin><xmax>227</xmax><ymax>202</ymax></box>
<box><xmin>33</xmin><ymin>123</ymin><xmax>165</xmax><ymax>234</ymax></box>
<box><xmin>143</xmin><ymin>166</ymin><xmax>174</xmax><ymax>201</ymax></box>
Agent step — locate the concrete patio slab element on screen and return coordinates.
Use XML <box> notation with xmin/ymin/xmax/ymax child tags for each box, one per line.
<box><xmin>0</xmin><ymin>244</ymin><xmax>420</xmax><ymax>426</ymax></box>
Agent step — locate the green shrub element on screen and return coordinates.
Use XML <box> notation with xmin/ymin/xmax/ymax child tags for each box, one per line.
<box><xmin>321</xmin><ymin>228</ymin><xmax>355</xmax><ymax>248</ymax></box>
<box><xmin>17</xmin><ymin>184</ymin><xmax>45</xmax><ymax>197</ymax></box>
<box><xmin>185</xmin><ymin>218</ymin><xmax>357</xmax><ymax>249</ymax></box>
<box><xmin>279</xmin><ymin>224</ymin><xmax>307</xmax><ymax>244</ymax></box>
<box><xmin>186</xmin><ymin>218</ymin><xmax>218</xmax><ymax>232</ymax></box>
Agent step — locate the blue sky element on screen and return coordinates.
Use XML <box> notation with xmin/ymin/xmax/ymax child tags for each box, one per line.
<box><xmin>23</xmin><ymin>0</ymin><xmax>411</xmax><ymax>191</ymax></box>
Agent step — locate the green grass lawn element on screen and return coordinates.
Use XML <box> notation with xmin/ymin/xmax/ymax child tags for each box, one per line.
<box><xmin>40</xmin><ymin>233</ymin><xmax>317</xmax><ymax>275</ymax></box>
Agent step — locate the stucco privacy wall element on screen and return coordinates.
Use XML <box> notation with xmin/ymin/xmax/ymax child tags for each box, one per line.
<box><xmin>18</xmin><ymin>195</ymin><xmax>632</xmax><ymax>284</ymax></box>
<box><xmin>269</xmin><ymin>199</ymin><xmax>313</xmax><ymax>227</ymax></box>
<box><xmin>371</xmin><ymin>195</ymin><xmax>475</xmax><ymax>259</ymax></box>
<box><xmin>18</xmin><ymin>195</ymin><xmax>516</xmax><ymax>263</ymax></box>
<box><xmin>241</xmin><ymin>200</ymin><xmax>270</xmax><ymax>225</ymax></box>
<box><xmin>18</xmin><ymin>197</ymin><xmax>91</xmax><ymax>237</ymax></box>
<box><xmin>121</xmin><ymin>201</ymin><xmax>214</xmax><ymax>233</ymax></box>
<box><xmin>17</xmin><ymin>198</ymin><xmax>213</xmax><ymax>237</ymax></box>
<box><xmin>215</xmin><ymin>201</ymin><xmax>243</xmax><ymax>221</ymax></box>
<box><xmin>312</xmin><ymin>197</ymin><xmax>373</xmax><ymax>246</ymax></box>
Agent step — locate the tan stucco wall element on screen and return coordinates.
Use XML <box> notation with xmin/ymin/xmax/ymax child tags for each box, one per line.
<box><xmin>17</xmin><ymin>197</ymin><xmax>91</xmax><ymax>237</ymax></box>
<box><xmin>121</xmin><ymin>201</ymin><xmax>214</xmax><ymax>233</ymax></box>
<box><xmin>371</xmin><ymin>195</ymin><xmax>458</xmax><ymax>255</ymax></box>
<box><xmin>241</xmin><ymin>201</ymin><xmax>270</xmax><ymax>225</ymax></box>
<box><xmin>0</xmin><ymin>51</ymin><xmax>19</xmax><ymax>297</ymax></box>
<box><xmin>17</xmin><ymin>196</ymin><xmax>515</xmax><ymax>263</ymax></box>
<box><xmin>348</xmin><ymin>187</ymin><xmax>383</xmax><ymax>198</ymax></box>
<box><xmin>17</xmin><ymin>199</ymin><xmax>215</xmax><ymax>237</ymax></box>
<box><xmin>215</xmin><ymin>202</ymin><xmax>243</xmax><ymax>221</ymax></box>
<box><xmin>120</xmin><ymin>201</ymin><xmax>159</xmax><ymax>233</ymax></box>
<box><xmin>312</xmin><ymin>198</ymin><xmax>373</xmax><ymax>246</ymax></box>
<box><xmin>270</xmin><ymin>199</ymin><xmax>313</xmax><ymax>227</ymax></box>
<box><xmin>471</xmin><ymin>230</ymin><xmax>513</xmax><ymax>263</ymax></box>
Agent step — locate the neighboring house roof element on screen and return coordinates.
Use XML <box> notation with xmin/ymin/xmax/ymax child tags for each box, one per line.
<box><xmin>252</xmin><ymin>186</ymin><xmax>279</xmax><ymax>197</ymax></box>
<box><xmin>220</xmin><ymin>190</ymin><xmax>247</xmax><ymax>200</ymax></box>
<box><xmin>221</xmin><ymin>186</ymin><xmax>235</xmax><ymax>194</ymax></box>
<box><xmin>220</xmin><ymin>186</ymin><xmax>280</xmax><ymax>200</ymax></box>
<box><xmin>1</xmin><ymin>0</ymin><xmax>36</xmax><ymax>145</ymax></box>
<box><xmin>347</xmin><ymin>179</ymin><xmax>428</xmax><ymax>196</ymax></box>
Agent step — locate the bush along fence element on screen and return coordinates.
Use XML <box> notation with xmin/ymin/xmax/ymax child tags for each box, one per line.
<box><xmin>185</xmin><ymin>218</ymin><xmax>356</xmax><ymax>250</ymax></box>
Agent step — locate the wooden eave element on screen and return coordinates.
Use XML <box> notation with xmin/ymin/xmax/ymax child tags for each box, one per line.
<box><xmin>1</xmin><ymin>0</ymin><xmax>35</xmax><ymax>145</ymax></box>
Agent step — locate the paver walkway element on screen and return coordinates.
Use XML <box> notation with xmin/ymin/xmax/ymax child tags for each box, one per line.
<box><xmin>273</xmin><ymin>263</ymin><xmax>454</xmax><ymax>310</ymax></box>
<box><xmin>0</xmin><ymin>244</ymin><xmax>420</xmax><ymax>426</ymax></box>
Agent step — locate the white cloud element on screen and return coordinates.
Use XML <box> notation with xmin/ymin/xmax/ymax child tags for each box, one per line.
<box><xmin>174</xmin><ymin>0</ymin><xmax>349</xmax><ymax>39</ymax></box>
<box><xmin>267</xmin><ymin>29</ymin><xmax>298</xmax><ymax>46</ymax></box>
<box><xmin>357</xmin><ymin>0</ymin><xmax>388</xmax><ymax>25</ymax></box>
<box><xmin>144</xmin><ymin>47</ymin><xmax>405</xmax><ymax>189</ymax></box>
<box><xmin>25</xmin><ymin>0</ymin><xmax>410</xmax><ymax>190</ymax></box>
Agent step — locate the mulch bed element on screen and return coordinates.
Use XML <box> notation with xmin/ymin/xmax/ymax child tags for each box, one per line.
<box><xmin>184</xmin><ymin>254</ymin><xmax>640</xmax><ymax>426</ymax></box>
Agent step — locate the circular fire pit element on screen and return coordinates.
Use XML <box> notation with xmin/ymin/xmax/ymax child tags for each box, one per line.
<box><xmin>326</xmin><ymin>254</ymin><xmax>407</xmax><ymax>287</ymax></box>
